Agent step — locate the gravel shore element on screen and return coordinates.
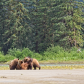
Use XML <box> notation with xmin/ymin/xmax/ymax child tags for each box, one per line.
<box><xmin>0</xmin><ymin>69</ymin><xmax>84</xmax><ymax>84</ymax></box>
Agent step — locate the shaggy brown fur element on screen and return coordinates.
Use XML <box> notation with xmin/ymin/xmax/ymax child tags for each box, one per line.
<box><xmin>23</xmin><ymin>57</ymin><xmax>41</xmax><ymax>70</ymax></box>
<box><xmin>16</xmin><ymin>60</ymin><xmax>28</xmax><ymax>70</ymax></box>
<box><xmin>9</xmin><ymin>58</ymin><xmax>19</xmax><ymax>70</ymax></box>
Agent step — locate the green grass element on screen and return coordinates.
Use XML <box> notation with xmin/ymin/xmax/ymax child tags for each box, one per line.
<box><xmin>1</xmin><ymin>46</ymin><xmax>84</xmax><ymax>70</ymax></box>
<box><xmin>0</xmin><ymin>66</ymin><xmax>9</xmax><ymax>70</ymax></box>
<box><xmin>0</xmin><ymin>46</ymin><xmax>84</xmax><ymax>64</ymax></box>
<box><xmin>41</xmin><ymin>65</ymin><xmax>84</xmax><ymax>70</ymax></box>
<box><xmin>0</xmin><ymin>65</ymin><xmax>84</xmax><ymax>70</ymax></box>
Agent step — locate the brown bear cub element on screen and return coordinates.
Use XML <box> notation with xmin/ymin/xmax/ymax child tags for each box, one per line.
<box><xmin>16</xmin><ymin>60</ymin><xmax>28</xmax><ymax>70</ymax></box>
<box><xmin>16</xmin><ymin>60</ymin><xmax>32</xmax><ymax>70</ymax></box>
<box><xmin>9</xmin><ymin>58</ymin><xmax>19</xmax><ymax>70</ymax></box>
<box><xmin>9</xmin><ymin>58</ymin><xmax>31</xmax><ymax>70</ymax></box>
<box><xmin>23</xmin><ymin>57</ymin><xmax>41</xmax><ymax>70</ymax></box>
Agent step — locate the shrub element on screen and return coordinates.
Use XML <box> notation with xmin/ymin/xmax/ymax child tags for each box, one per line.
<box><xmin>31</xmin><ymin>53</ymin><xmax>42</xmax><ymax>61</ymax></box>
<box><xmin>0</xmin><ymin>51</ymin><xmax>15</xmax><ymax>62</ymax></box>
<box><xmin>43</xmin><ymin>46</ymin><xmax>65</xmax><ymax>60</ymax></box>
<box><xmin>45</xmin><ymin>46</ymin><xmax>64</xmax><ymax>54</ymax></box>
<box><xmin>7</xmin><ymin>48</ymin><xmax>42</xmax><ymax>60</ymax></box>
<box><xmin>7</xmin><ymin>48</ymin><xmax>22</xmax><ymax>58</ymax></box>
<box><xmin>22</xmin><ymin>48</ymin><xmax>34</xmax><ymax>58</ymax></box>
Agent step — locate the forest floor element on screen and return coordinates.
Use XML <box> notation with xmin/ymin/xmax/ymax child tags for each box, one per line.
<box><xmin>0</xmin><ymin>69</ymin><xmax>84</xmax><ymax>84</ymax></box>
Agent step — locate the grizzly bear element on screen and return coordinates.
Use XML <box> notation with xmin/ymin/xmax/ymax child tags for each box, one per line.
<box><xmin>9</xmin><ymin>59</ymin><xmax>32</xmax><ymax>70</ymax></box>
<box><xmin>9</xmin><ymin>58</ymin><xmax>19</xmax><ymax>70</ymax></box>
<box><xmin>16</xmin><ymin>60</ymin><xmax>28</xmax><ymax>70</ymax></box>
<box><xmin>23</xmin><ymin>57</ymin><xmax>41</xmax><ymax>70</ymax></box>
<box><xmin>16</xmin><ymin>60</ymin><xmax>31</xmax><ymax>70</ymax></box>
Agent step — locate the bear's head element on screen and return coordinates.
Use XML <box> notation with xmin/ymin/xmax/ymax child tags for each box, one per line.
<box><xmin>23</xmin><ymin>57</ymin><xmax>32</xmax><ymax>62</ymax></box>
<box><xmin>17</xmin><ymin>60</ymin><xmax>28</xmax><ymax>70</ymax></box>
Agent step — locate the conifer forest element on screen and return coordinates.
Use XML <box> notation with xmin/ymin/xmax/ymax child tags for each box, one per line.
<box><xmin>0</xmin><ymin>0</ymin><xmax>84</xmax><ymax>55</ymax></box>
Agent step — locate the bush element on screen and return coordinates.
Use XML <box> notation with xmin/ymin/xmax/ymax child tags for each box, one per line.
<box><xmin>0</xmin><ymin>51</ymin><xmax>15</xmax><ymax>62</ymax></box>
<box><xmin>43</xmin><ymin>46</ymin><xmax>65</xmax><ymax>60</ymax></box>
<box><xmin>31</xmin><ymin>53</ymin><xmax>42</xmax><ymax>61</ymax></box>
<box><xmin>22</xmin><ymin>48</ymin><xmax>34</xmax><ymax>58</ymax></box>
<box><xmin>42</xmin><ymin>46</ymin><xmax>84</xmax><ymax>61</ymax></box>
<box><xmin>7</xmin><ymin>48</ymin><xmax>22</xmax><ymax>59</ymax></box>
<box><xmin>46</xmin><ymin>46</ymin><xmax>64</xmax><ymax>54</ymax></box>
<box><xmin>7</xmin><ymin>48</ymin><xmax>42</xmax><ymax>60</ymax></box>
<box><xmin>1</xmin><ymin>46</ymin><xmax>84</xmax><ymax>62</ymax></box>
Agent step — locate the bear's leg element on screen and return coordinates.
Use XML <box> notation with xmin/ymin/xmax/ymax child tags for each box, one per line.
<box><xmin>30</xmin><ymin>66</ymin><xmax>33</xmax><ymax>70</ymax></box>
<box><xmin>33</xmin><ymin>66</ymin><xmax>36</xmax><ymax>70</ymax></box>
<box><xmin>39</xmin><ymin>66</ymin><xmax>41</xmax><ymax>70</ymax></box>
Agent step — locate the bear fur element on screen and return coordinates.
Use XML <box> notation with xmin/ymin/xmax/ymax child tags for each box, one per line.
<box><xmin>9</xmin><ymin>58</ymin><xmax>33</xmax><ymax>70</ymax></box>
<box><xmin>23</xmin><ymin>57</ymin><xmax>41</xmax><ymax>70</ymax></box>
<box><xmin>16</xmin><ymin>60</ymin><xmax>28</xmax><ymax>70</ymax></box>
<box><xmin>9</xmin><ymin>58</ymin><xmax>19</xmax><ymax>70</ymax></box>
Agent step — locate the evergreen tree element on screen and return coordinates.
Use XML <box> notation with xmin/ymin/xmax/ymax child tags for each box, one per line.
<box><xmin>0</xmin><ymin>0</ymin><xmax>4</xmax><ymax>48</ymax></box>
<box><xmin>1</xmin><ymin>0</ymin><xmax>31</xmax><ymax>53</ymax></box>
<box><xmin>0</xmin><ymin>0</ymin><xmax>84</xmax><ymax>54</ymax></box>
<box><xmin>47</xmin><ymin>0</ymin><xmax>84</xmax><ymax>48</ymax></box>
<box><xmin>30</xmin><ymin>0</ymin><xmax>84</xmax><ymax>52</ymax></box>
<box><xmin>0</xmin><ymin>0</ymin><xmax>9</xmax><ymax>53</ymax></box>
<box><xmin>29</xmin><ymin>0</ymin><xmax>51</xmax><ymax>52</ymax></box>
<box><xmin>66</xmin><ymin>0</ymin><xmax>84</xmax><ymax>47</ymax></box>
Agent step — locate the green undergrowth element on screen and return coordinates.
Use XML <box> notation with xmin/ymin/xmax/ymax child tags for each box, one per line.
<box><xmin>0</xmin><ymin>52</ymin><xmax>15</xmax><ymax>63</ymax></box>
<box><xmin>0</xmin><ymin>46</ymin><xmax>84</xmax><ymax>63</ymax></box>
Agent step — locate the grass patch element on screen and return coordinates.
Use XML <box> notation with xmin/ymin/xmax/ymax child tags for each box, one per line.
<box><xmin>0</xmin><ymin>66</ymin><xmax>9</xmax><ymax>70</ymax></box>
<box><xmin>0</xmin><ymin>65</ymin><xmax>84</xmax><ymax>70</ymax></box>
<box><xmin>1</xmin><ymin>46</ymin><xmax>84</xmax><ymax>64</ymax></box>
<box><xmin>41</xmin><ymin>65</ymin><xmax>84</xmax><ymax>70</ymax></box>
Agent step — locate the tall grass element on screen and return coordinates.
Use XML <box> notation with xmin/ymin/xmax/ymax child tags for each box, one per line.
<box><xmin>0</xmin><ymin>51</ymin><xmax>15</xmax><ymax>62</ymax></box>
<box><xmin>7</xmin><ymin>48</ymin><xmax>42</xmax><ymax>60</ymax></box>
<box><xmin>0</xmin><ymin>46</ymin><xmax>84</xmax><ymax>63</ymax></box>
<box><xmin>43</xmin><ymin>46</ymin><xmax>84</xmax><ymax>61</ymax></box>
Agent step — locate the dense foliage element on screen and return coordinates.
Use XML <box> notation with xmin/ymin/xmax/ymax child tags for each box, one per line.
<box><xmin>0</xmin><ymin>46</ymin><xmax>84</xmax><ymax>62</ymax></box>
<box><xmin>0</xmin><ymin>0</ymin><xmax>84</xmax><ymax>55</ymax></box>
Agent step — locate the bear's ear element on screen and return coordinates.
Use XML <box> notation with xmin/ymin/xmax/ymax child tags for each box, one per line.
<box><xmin>30</xmin><ymin>58</ymin><xmax>33</xmax><ymax>62</ymax></box>
<box><xmin>21</xmin><ymin>61</ymin><xmax>23</xmax><ymax>64</ymax></box>
<box><xmin>27</xmin><ymin>56</ymin><xmax>30</xmax><ymax>58</ymax></box>
<box><xmin>26</xmin><ymin>59</ymin><xmax>27</xmax><ymax>61</ymax></box>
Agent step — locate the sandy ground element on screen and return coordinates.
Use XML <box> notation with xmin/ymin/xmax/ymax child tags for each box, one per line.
<box><xmin>0</xmin><ymin>69</ymin><xmax>84</xmax><ymax>84</ymax></box>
